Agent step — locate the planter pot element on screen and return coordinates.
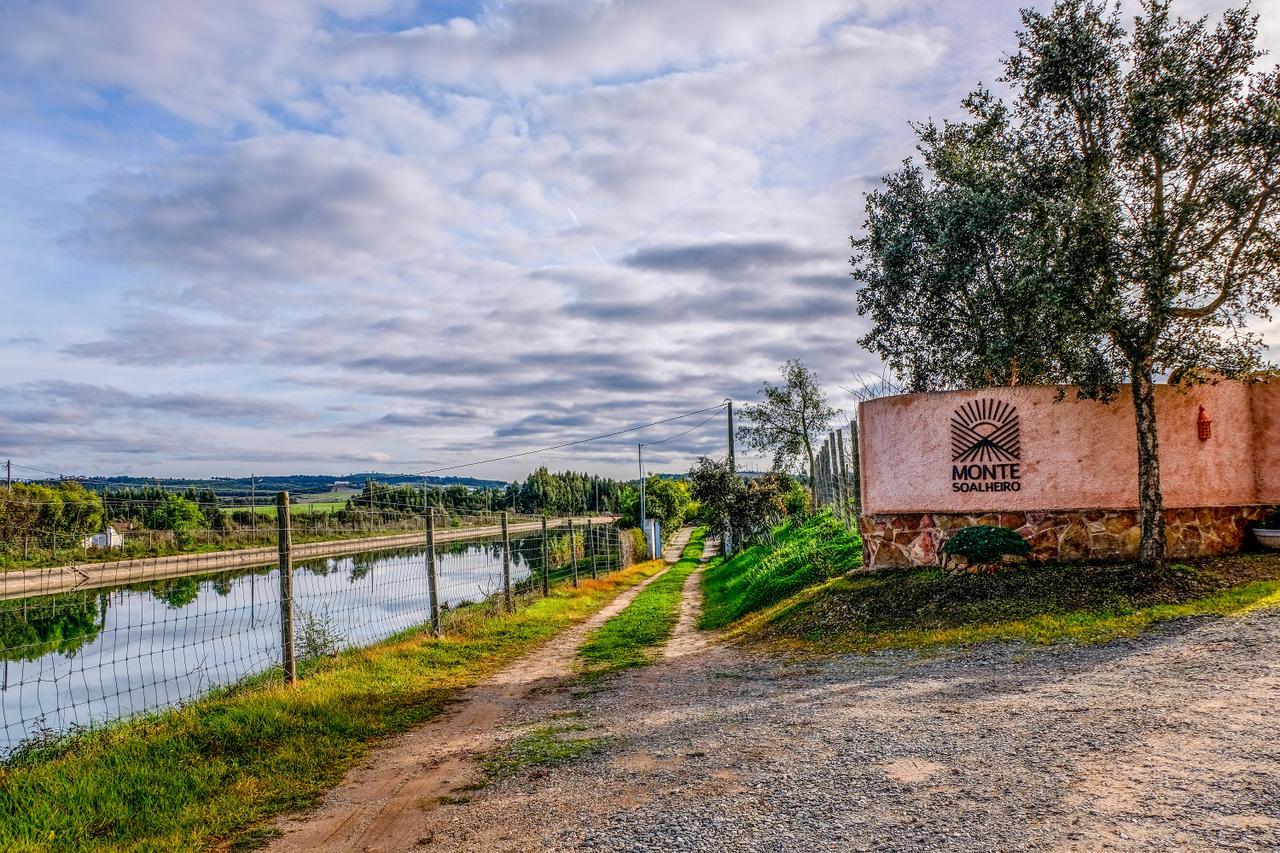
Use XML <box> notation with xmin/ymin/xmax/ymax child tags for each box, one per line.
<box><xmin>1255</xmin><ymin>528</ymin><xmax>1280</xmax><ymax>550</ymax></box>
<box><xmin>1249</xmin><ymin>527</ymin><xmax>1280</xmax><ymax>548</ymax></box>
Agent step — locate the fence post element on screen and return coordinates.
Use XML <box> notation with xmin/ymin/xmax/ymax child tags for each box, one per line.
<box><xmin>501</xmin><ymin>512</ymin><xmax>513</xmax><ymax>613</ymax></box>
<box><xmin>568</xmin><ymin>518</ymin><xmax>578</xmax><ymax>588</ymax></box>
<box><xmin>835</xmin><ymin>428</ymin><xmax>851</xmax><ymax>522</ymax></box>
<box><xmin>426</xmin><ymin>509</ymin><xmax>441</xmax><ymax>634</ymax></box>
<box><xmin>540</xmin><ymin>516</ymin><xmax>550</xmax><ymax>596</ymax></box>
<box><xmin>276</xmin><ymin>491</ymin><xmax>297</xmax><ymax>685</ymax></box>
<box><xmin>587</xmin><ymin>520</ymin><xmax>597</xmax><ymax>579</ymax></box>
<box><xmin>850</xmin><ymin>417</ymin><xmax>863</xmax><ymax>513</ymax></box>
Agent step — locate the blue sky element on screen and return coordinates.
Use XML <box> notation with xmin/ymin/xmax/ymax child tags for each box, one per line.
<box><xmin>2</xmin><ymin>0</ymin><xmax>1277</xmax><ymax>479</ymax></box>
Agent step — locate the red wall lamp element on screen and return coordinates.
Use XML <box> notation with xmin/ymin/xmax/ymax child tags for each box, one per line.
<box><xmin>1197</xmin><ymin>405</ymin><xmax>1212</xmax><ymax>441</ymax></box>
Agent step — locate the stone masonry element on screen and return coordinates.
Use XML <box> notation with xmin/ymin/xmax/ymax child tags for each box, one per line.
<box><xmin>859</xmin><ymin>505</ymin><xmax>1279</xmax><ymax>569</ymax></box>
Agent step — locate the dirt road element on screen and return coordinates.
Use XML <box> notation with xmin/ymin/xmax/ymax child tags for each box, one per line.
<box><xmin>266</xmin><ymin>527</ymin><xmax>695</xmax><ymax>853</ymax></box>
<box><xmin>267</xmin><ymin>534</ymin><xmax>1280</xmax><ymax>852</ymax></box>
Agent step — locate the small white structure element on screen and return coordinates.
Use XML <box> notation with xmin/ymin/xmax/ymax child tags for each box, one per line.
<box><xmin>83</xmin><ymin>525</ymin><xmax>124</xmax><ymax>550</ymax></box>
<box><xmin>643</xmin><ymin>518</ymin><xmax>662</xmax><ymax>560</ymax></box>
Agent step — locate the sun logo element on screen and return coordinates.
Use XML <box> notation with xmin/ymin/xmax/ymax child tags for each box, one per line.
<box><xmin>951</xmin><ymin>399</ymin><xmax>1020</xmax><ymax>463</ymax></box>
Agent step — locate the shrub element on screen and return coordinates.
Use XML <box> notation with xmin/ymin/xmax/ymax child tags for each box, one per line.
<box><xmin>942</xmin><ymin>525</ymin><xmax>1030</xmax><ymax>567</ymax></box>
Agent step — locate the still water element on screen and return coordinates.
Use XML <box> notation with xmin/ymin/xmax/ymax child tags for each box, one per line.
<box><xmin>0</xmin><ymin>535</ymin><xmax>552</xmax><ymax>754</ymax></box>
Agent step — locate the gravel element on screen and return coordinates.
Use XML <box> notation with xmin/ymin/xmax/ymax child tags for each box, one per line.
<box><xmin>420</xmin><ymin>611</ymin><xmax>1280</xmax><ymax>852</ymax></box>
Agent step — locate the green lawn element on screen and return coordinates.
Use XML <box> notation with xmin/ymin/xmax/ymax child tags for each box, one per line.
<box><xmin>699</xmin><ymin>511</ymin><xmax>862</xmax><ymax>630</ymax></box>
<box><xmin>577</xmin><ymin>528</ymin><xmax>706</xmax><ymax>675</ymax></box>
<box><xmin>0</xmin><ymin>559</ymin><xmax>665</xmax><ymax>852</ymax></box>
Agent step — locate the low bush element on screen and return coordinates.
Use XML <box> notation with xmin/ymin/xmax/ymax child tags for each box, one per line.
<box><xmin>942</xmin><ymin>525</ymin><xmax>1030</xmax><ymax>569</ymax></box>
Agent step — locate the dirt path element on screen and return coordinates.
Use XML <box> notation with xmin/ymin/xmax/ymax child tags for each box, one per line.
<box><xmin>405</xmin><ymin>610</ymin><xmax>1280</xmax><ymax>852</ymax></box>
<box><xmin>663</xmin><ymin>535</ymin><xmax>718</xmax><ymax>661</ymax></box>
<box><xmin>266</xmin><ymin>527</ymin><xmax>694</xmax><ymax>853</ymax></box>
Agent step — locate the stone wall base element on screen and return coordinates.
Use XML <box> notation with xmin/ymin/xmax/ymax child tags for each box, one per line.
<box><xmin>859</xmin><ymin>506</ymin><xmax>1278</xmax><ymax>569</ymax></box>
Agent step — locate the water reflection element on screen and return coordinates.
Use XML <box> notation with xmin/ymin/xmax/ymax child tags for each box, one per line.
<box><xmin>0</xmin><ymin>533</ymin><xmax>588</xmax><ymax>753</ymax></box>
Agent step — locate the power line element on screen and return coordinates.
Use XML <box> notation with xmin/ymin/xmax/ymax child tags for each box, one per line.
<box><xmin>641</xmin><ymin>410</ymin><xmax>725</xmax><ymax>448</ymax></box>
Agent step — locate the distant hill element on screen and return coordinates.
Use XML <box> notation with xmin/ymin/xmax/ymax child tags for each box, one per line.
<box><xmin>65</xmin><ymin>473</ymin><xmax>509</xmax><ymax>498</ymax></box>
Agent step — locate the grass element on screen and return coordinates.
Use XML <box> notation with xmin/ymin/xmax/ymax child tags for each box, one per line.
<box><xmin>576</xmin><ymin>528</ymin><xmax>706</xmax><ymax>675</ymax></box>
<box><xmin>699</xmin><ymin>511</ymin><xmax>862</xmax><ymax>630</ymax></box>
<box><xmin>0</xmin><ymin>559</ymin><xmax>666</xmax><ymax>852</ymax></box>
<box><xmin>477</xmin><ymin>719</ymin><xmax>610</xmax><ymax>781</ymax></box>
<box><xmin>728</xmin><ymin>549</ymin><xmax>1280</xmax><ymax>653</ymax></box>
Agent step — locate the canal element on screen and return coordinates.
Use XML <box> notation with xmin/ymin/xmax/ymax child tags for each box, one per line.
<box><xmin>0</xmin><ymin>533</ymin><xmax>578</xmax><ymax>755</ymax></box>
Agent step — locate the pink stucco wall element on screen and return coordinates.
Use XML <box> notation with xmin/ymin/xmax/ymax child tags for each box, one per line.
<box><xmin>859</xmin><ymin>380</ymin><xmax>1278</xmax><ymax>515</ymax></box>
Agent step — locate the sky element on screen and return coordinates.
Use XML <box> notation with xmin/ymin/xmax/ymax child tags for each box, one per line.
<box><xmin>2</xmin><ymin>0</ymin><xmax>1278</xmax><ymax>481</ymax></box>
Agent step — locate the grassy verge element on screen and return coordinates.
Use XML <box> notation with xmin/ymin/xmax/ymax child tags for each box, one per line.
<box><xmin>577</xmin><ymin>528</ymin><xmax>706</xmax><ymax>675</ymax></box>
<box><xmin>0</xmin><ymin>560</ymin><xmax>666</xmax><ymax>852</ymax></box>
<box><xmin>699</xmin><ymin>511</ymin><xmax>862</xmax><ymax>630</ymax></box>
<box><xmin>729</xmin><ymin>550</ymin><xmax>1280</xmax><ymax>653</ymax></box>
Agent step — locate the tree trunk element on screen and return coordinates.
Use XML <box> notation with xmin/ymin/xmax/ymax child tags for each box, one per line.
<box><xmin>1130</xmin><ymin>362</ymin><xmax>1165</xmax><ymax>569</ymax></box>
<box><xmin>804</xmin><ymin>441</ymin><xmax>818</xmax><ymax>509</ymax></box>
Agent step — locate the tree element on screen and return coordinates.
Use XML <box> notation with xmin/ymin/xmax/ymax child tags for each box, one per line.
<box><xmin>737</xmin><ymin>360</ymin><xmax>838</xmax><ymax>507</ymax></box>
<box><xmin>853</xmin><ymin>0</ymin><xmax>1280</xmax><ymax>568</ymax></box>
<box><xmin>640</xmin><ymin>476</ymin><xmax>691</xmax><ymax>538</ymax></box>
<box><xmin>149</xmin><ymin>496</ymin><xmax>205</xmax><ymax>546</ymax></box>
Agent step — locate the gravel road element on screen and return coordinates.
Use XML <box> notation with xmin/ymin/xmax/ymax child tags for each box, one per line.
<box><xmin>421</xmin><ymin>611</ymin><xmax>1280</xmax><ymax>852</ymax></box>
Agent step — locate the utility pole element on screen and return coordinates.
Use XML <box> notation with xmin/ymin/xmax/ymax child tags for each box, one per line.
<box><xmin>726</xmin><ymin>400</ymin><xmax>735</xmax><ymax>473</ymax></box>
<box><xmin>638</xmin><ymin>443</ymin><xmax>647</xmax><ymax>557</ymax></box>
<box><xmin>5</xmin><ymin>459</ymin><xmax>10</xmax><ymax>492</ymax></box>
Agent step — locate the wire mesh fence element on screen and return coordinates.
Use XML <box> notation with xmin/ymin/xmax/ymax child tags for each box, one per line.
<box><xmin>0</xmin><ymin>494</ymin><xmax>630</xmax><ymax>758</ymax></box>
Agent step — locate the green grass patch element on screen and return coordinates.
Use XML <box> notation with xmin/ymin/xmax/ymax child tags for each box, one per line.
<box><xmin>477</xmin><ymin>722</ymin><xmax>610</xmax><ymax>780</ymax></box>
<box><xmin>577</xmin><ymin>529</ymin><xmax>706</xmax><ymax>674</ymax></box>
<box><xmin>699</xmin><ymin>511</ymin><xmax>862</xmax><ymax>630</ymax></box>
<box><xmin>0</xmin><ymin>560</ymin><xmax>666</xmax><ymax>852</ymax></box>
<box><xmin>729</xmin><ymin>551</ymin><xmax>1280</xmax><ymax>653</ymax></box>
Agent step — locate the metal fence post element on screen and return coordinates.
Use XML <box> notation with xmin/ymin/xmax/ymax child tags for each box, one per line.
<box><xmin>501</xmin><ymin>512</ymin><xmax>513</xmax><ymax>613</ymax></box>
<box><xmin>587</xmin><ymin>520</ymin><xmax>597</xmax><ymax>579</ymax></box>
<box><xmin>426</xmin><ymin>509</ymin><xmax>441</xmax><ymax>634</ymax></box>
<box><xmin>568</xmin><ymin>518</ymin><xmax>578</xmax><ymax>588</ymax></box>
<box><xmin>540</xmin><ymin>516</ymin><xmax>550</xmax><ymax>596</ymax></box>
<box><xmin>276</xmin><ymin>491</ymin><xmax>296</xmax><ymax>685</ymax></box>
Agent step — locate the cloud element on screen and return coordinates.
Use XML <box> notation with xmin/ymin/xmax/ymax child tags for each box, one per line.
<box><xmin>621</xmin><ymin>239</ymin><xmax>823</xmax><ymax>280</ymax></box>
<box><xmin>4</xmin><ymin>0</ymin><xmax>1274</xmax><ymax>477</ymax></box>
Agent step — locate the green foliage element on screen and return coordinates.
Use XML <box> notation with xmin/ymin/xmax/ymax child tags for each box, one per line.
<box><xmin>0</xmin><ymin>482</ymin><xmax>104</xmax><ymax>544</ymax></box>
<box><xmin>736</xmin><ymin>360</ymin><xmax>836</xmax><ymax>495</ymax></box>
<box><xmin>699</xmin><ymin>512</ymin><xmax>862</xmax><ymax>630</ymax></box>
<box><xmin>147</xmin><ymin>496</ymin><xmax>205</xmax><ymax>546</ymax></box>
<box><xmin>639</xmin><ymin>476</ymin><xmax>691</xmax><ymax>540</ymax></box>
<box><xmin>0</xmin><ymin>560</ymin><xmax>664</xmax><ymax>851</ymax></box>
<box><xmin>941</xmin><ymin>525</ymin><xmax>1031</xmax><ymax>565</ymax></box>
<box><xmin>854</xmin><ymin>0</ymin><xmax>1280</xmax><ymax>396</ymax></box>
<box><xmin>686</xmin><ymin>458</ymin><xmax>792</xmax><ymax>548</ymax></box>
<box><xmin>578</xmin><ymin>530</ymin><xmax>704</xmax><ymax>674</ymax></box>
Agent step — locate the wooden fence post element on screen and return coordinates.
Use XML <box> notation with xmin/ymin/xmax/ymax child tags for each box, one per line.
<box><xmin>587</xmin><ymin>520</ymin><xmax>597</xmax><ymax>579</ymax></box>
<box><xmin>426</xmin><ymin>509</ymin><xmax>441</xmax><ymax>634</ymax></box>
<box><xmin>540</xmin><ymin>516</ymin><xmax>550</xmax><ymax>596</ymax></box>
<box><xmin>568</xmin><ymin>518</ymin><xmax>578</xmax><ymax>588</ymax></box>
<box><xmin>501</xmin><ymin>512</ymin><xmax>513</xmax><ymax>613</ymax></box>
<box><xmin>276</xmin><ymin>491</ymin><xmax>296</xmax><ymax>685</ymax></box>
<box><xmin>850</xmin><ymin>418</ymin><xmax>863</xmax><ymax>513</ymax></box>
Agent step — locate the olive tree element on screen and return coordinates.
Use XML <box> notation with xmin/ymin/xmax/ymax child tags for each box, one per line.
<box><xmin>853</xmin><ymin>0</ymin><xmax>1280</xmax><ymax>568</ymax></box>
<box><xmin>736</xmin><ymin>360</ymin><xmax>837</xmax><ymax>507</ymax></box>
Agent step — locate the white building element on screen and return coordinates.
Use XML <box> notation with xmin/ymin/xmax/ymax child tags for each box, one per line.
<box><xmin>83</xmin><ymin>525</ymin><xmax>124</xmax><ymax>549</ymax></box>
